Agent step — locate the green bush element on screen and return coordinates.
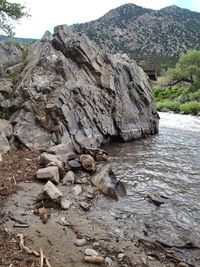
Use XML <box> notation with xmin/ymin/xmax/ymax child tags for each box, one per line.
<box><xmin>179</xmin><ymin>101</ymin><xmax>200</xmax><ymax>114</ymax></box>
<box><xmin>156</xmin><ymin>100</ymin><xmax>181</xmax><ymax>111</ymax></box>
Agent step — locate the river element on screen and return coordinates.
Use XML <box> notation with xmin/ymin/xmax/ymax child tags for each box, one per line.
<box><xmin>89</xmin><ymin>112</ymin><xmax>200</xmax><ymax>264</ymax></box>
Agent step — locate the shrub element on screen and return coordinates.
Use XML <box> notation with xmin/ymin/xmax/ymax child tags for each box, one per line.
<box><xmin>179</xmin><ymin>101</ymin><xmax>200</xmax><ymax>114</ymax></box>
<box><xmin>156</xmin><ymin>99</ymin><xmax>181</xmax><ymax>111</ymax></box>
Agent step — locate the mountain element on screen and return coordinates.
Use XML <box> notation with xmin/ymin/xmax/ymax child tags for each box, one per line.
<box><xmin>0</xmin><ymin>35</ymin><xmax>36</xmax><ymax>43</ymax></box>
<box><xmin>72</xmin><ymin>4</ymin><xmax>200</xmax><ymax>58</ymax></box>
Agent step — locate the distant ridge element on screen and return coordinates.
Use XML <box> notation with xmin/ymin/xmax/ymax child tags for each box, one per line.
<box><xmin>0</xmin><ymin>35</ymin><xmax>37</xmax><ymax>43</ymax></box>
<box><xmin>72</xmin><ymin>4</ymin><xmax>200</xmax><ymax>57</ymax></box>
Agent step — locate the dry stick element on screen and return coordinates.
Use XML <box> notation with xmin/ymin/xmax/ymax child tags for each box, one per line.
<box><xmin>12</xmin><ymin>175</ymin><xmax>17</xmax><ymax>185</ymax></box>
<box><xmin>39</xmin><ymin>248</ymin><xmax>44</xmax><ymax>267</ymax></box>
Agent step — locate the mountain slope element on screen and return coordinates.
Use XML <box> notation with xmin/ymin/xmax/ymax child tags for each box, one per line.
<box><xmin>72</xmin><ymin>4</ymin><xmax>200</xmax><ymax>57</ymax></box>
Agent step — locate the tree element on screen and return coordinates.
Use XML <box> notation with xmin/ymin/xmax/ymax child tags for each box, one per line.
<box><xmin>0</xmin><ymin>0</ymin><xmax>28</xmax><ymax>35</ymax></box>
<box><xmin>165</xmin><ymin>50</ymin><xmax>200</xmax><ymax>88</ymax></box>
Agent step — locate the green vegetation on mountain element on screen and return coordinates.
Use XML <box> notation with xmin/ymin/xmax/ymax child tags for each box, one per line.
<box><xmin>0</xmin><ymin>0</ymin><xmax>29</xmax><ymax>35</ymax></box>
<box><xmin>153</xmin><ymin>50</ymin><xmax>200</xmax><ymax>114</ymax></box>
<box><xmin>72</xmin><ymin>4</ymin><xmax>200</xmax><ymax>58</ymax></box>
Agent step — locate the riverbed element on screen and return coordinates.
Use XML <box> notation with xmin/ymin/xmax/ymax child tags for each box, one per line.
<box><xmin>2</xmin><ymin>112</ymin><xmax>200</xmax><ymax>266</ymax></box>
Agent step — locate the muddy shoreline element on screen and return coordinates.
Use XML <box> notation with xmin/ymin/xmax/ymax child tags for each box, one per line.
<box><xmin>1</xmin><ymin>149</ymin><xmax>195</xmax><ymax>267</ymax></box>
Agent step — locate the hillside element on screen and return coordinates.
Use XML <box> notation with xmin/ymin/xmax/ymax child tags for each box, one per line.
<box><xmin>0</xmin><ymin>35</ymin><xmax>36</xmax><ymax>43</ymax></box>
<box><xmin>72</xmin><ymin>4</ymin><xmax>200</xmax><ymax>57</ymax></box>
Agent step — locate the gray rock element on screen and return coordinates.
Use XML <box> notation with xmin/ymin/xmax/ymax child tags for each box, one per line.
<box><xmin>40</xmin><ymin>152</ymin><xmax>65</xmax><ymax>177</ymax></box>
<box><xmin>62</xmin><ymin>170</ymin><xmax>75</xmax><ymax>184</ymax></box>
<box><xmin>36</xmin><ymin>166</ymin><xmax>59</xmax><ymax>184</ymax></box>
<box><xmin>37</xmin><ymin>180</ymin><xmax>62</xmax><ymax>200</ymax></box>
<box><xmin>7</xmin><ymin>25</ymin><xmax>158</xmax><ymax>151</ymax></box>
<box><xmin>74</xmin><ymin>238</ymin><xmax>87</xmax><ymax>247</ymax></box>
<box><xmin>0</xmin><ymin>41</ymin><xmax>22</xmax><ymax>67</ymax></box>
<box><xmin>0</xmin><ymin>119</ymin><xmax>12</xmax><ymax>154</ymax></box>
<box><xmin>118</xmin><ymin>253</ymin><xmax>125</xmax><ymax>259</ymax></box>
<box><xmin>68</xmin><ymin>159</ymin><xmax>81</xmax><ymax>169</ymax></box>
<box><xmin>80</xmin><ymin>201</ymin><xmax>91</xmax><ymax>211</ymax></box>
<box><xmin>48</xmin><ymin>141</ymin><xmax>74</xmax><ymax>155</ymax></box>
<box><xmin>85</xmin><ymin>248</ymin><xmax>99</xmax><ymax>256</ymax></box>
<box><xmin>72</xmin><ymin>185</ymin><xmax>82</xmax><ymax>195</ymax></box>
<box><xmin>60</xmin><ymin>198</ymin><xmax>72</xmax><ymax>210</ymax></box>
<box><xmin>147</xmin><ymin>193</ymin><xmax>165</xmax><ymax>206</ymax></box>
<box><xmin>6</xmin><ymin>63</ymin><xmax>24</xmax><ymax>75</ymax></box>
<box><xmin>91</xmin><ymin>164</ymin><xmax>119</xmax><ymax>200</ymax></box>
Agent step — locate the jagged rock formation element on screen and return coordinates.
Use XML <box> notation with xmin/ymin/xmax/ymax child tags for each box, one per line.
<box><xmin>1</xmin><ymin>25</ymin><xmax>158</xmax><ymax>151</ymax></box>
<box><xmin>0</xmin><ymin>41</ymin><xmax>22</xmax><ymax>68</ymax></box>
<box><xmin>72</xmin><ymin>4</ymin><xmax>200</xmax><ymax>57</ymax></box>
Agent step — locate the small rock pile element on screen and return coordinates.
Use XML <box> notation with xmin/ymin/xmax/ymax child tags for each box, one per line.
<box><xmin>35</xmin><ymin>141</ymin><xmax>126</xmax><ymax>211</ymax></box>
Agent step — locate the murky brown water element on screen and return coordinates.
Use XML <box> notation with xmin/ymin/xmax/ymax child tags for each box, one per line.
<box><xmin>88</xmin><ymin>112</ymin><xmax>200</xmax><ymax>264</ymax></box>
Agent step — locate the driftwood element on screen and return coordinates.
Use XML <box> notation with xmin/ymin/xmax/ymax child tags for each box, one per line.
<box><xmin>17</xmin><ymin>233</ymin><xmax>52</xmax><ymax>267</ymax></box>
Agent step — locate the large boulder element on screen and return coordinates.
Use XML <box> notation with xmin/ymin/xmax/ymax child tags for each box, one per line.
<box><xmin>6</xmin><ymin>25</ymin><xmax>158</xmax><ymax>150</ymax></box>
<box><xmin>0</xmin><ymin>41</ymin><xmax>22</xmax><ymax>68</ymax></box>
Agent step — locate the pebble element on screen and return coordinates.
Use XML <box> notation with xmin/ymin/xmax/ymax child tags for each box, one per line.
<box><xmin>105</xmin><ymin>256</ymin><xmax>113</xmax><ymax>265</ymax></box>
<box><xmin>60</xmin><ymin>198</ymin><xmax>72</xmax><ymax>210</ymax></box>
<box><xmin>72</xmin><ymin>185</ymin><xmax>82</xmax><ymax>195</ymax></box>
<box><xmin>80</xmin><ymin>201</ymin><xmax>91</xmax><ymax>211</ymax></box>
<box><xmin>85</xmin><ymin>248</ymin><xmax>99</xmax><ymax>256</ymax></box>
<box><xmin>74</xmin><ymin>238</ymin><xmax>87</xmax><ymax>247</ymax></box>
<box><xmin>118</xmin><ymin>253</ymin><xmax>125</xmax><ymax>259</ymax></box>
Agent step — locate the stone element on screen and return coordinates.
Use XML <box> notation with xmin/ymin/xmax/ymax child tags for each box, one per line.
<box><xmin>91</xmin><ymin>164</ymin><xmax>119</xmax><ymax>200</ymax></box>
<box><xmin>118</xmin><ymin>253</ymin><xmax>125</xmax><ymax>259</ymax></box>
<box><xmin>0</xmin><ymin>41</ymin><xmax>22</xmax><ymax>67</ymax></box>
<box><xmin>40</xmin><ymin>152</ymin><xmax>65</xmax><ymax>177</ymax></box>
<box><xmin>68</xmin><ymin>159</ymin><xmax>81</xmax><ymax>169</ymax></box>
<box><xmin>0</xmin><ymin>119</ymin><xmax>13</xmax><ymax>154</ymax></box>
<box><xmin>36</xmin><ymin>166</ymin><xmax>59</xmax><ymax>184</ymax></box>
<box><xmin>37</xmin><ymin>181</ymin><xmax>62</xmax><ymax>201</ymax></box>
<box><xmin>85</xmin><ymin>248</ymin><xmax>99</xmax><ymax>256</ymax></box>
<box><xmin>48</xmin><ymin>141</ymin><xmax>74</xmax><ymax>155</ymax></box>
<box><xmin>92</xmin><ymin>242</ymin><xmax>100</xmax><ymax>249</ymax></box>
<box><xmin>84</xmin><ymin>256</ymin><xmax>104</xmax><ymax>264</ymax></box>
<box><xmin>60</xmin><ymin>198</ymin><xmax>72</xmax><ymax>210</ymax></box>
<box><xmin>74</xmin><ymin>238</ymin><xmax>87</xmax><ymax>247</ymax></box>
<box><xmin>147</xmin><ymin>193</ymin><xmax>165</xmax><ymax>206</ymax></box>
<box><xmin>62</xmin><ymin>171</ymin><xmax>75</xmax><ymax>184</ymax></box>
<box><xmin>72</xmin><ymin>185</ymin><xmax>82</xmax><ymax>195</ymax></box>
<box><xmin>6</xmin><ymin>63</ymin><xmax>24</xmax><ymax>75</ymax></box>
<box><xmin>177</xmin><ymin>263</ymin><xmax>189</xmax><ymax>267</ymax></box>
<box><xmin>105</xmin><ymin>257</ymin><xmax>113</xmax><ymax>266</ymax></box>
<box><xmin>80</xmin><ymin>201</ymin><xmax>91</xmax><ymax>211</ymax></box>
<box><xmin>6</xmin><ymin>25</ymin><xmax>158</xmax><ymax>152</ymax></box>
<box><xmin>80</xmin><ymin>154</ymin><xmax>96</xmax><ymax>172</ymax></box>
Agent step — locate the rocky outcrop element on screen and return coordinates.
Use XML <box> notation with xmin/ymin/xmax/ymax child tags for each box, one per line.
<box><xmin>0</xmin><ymin>41</ymin><xmax>22</xmax><ymax>68</ymax></box>
<box><xmin>4</xmin><ymin>25</ymin><xmax>158</xmax><ymax>151</ymax></box>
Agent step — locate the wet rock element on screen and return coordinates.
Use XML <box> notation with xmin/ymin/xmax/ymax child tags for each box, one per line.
<box><xmin>68</xmin><ymin>159</ymin><xmax>81</xmax><ymax>169</ymax></box>
<box><xmin>62</xmin><ymin>170</ymin><xmax>75</xmax><ymax>184</ymax></box>
<box><xmin>36</xmin><ymin>166</ymin><xmax>59</xmax><ymax>184</ymax></box>
<box><xmin>37</xmin><ymin>181</ymin><xmax>62</xmax><ymax>201</ymax></box>
<box><xmin>74</xmin><ymin>238</ymin><xmax>87</xmax><ymax>247</ymax></box>
<box><xmin>91</xmin><ymin>164</ymin><xmax>119</xmax><ymax>200</ymax></box>
<box><xmin>147</xmin><ymin>193</ymin><xmax>165</xmax><ymax>206</ymax></box>
<box><xmin>85</xmin><ymin>248</ymin><xmax>99</xmax><ymax>256</ymax></box>
<box><xmin>60</xmin><ymin>198</ymin><xmax>72</xmax><ymax>210</ymax></box>
<box><xmin>84</xmin><ymin>256</ymin><xmax>104</xmax><ymax>264</ymax></box>
<box><xmin>40</xmin><ymin>152</ymin><xmax>66</xmax><ymax>177</ymax></box>
<box><xmin>80</xmin><ymin>201</ymin><xmax>91</xmax><ymax>211</ymax></box>
<box><xmin>80</xmin><ymin>154</ymin><xmax>96</xmax><ymax>172</ymax></box>
<box><xmin>72</xmin><ymin>185</ymin><xmax>82</xmax><ymax>195</ymax></box>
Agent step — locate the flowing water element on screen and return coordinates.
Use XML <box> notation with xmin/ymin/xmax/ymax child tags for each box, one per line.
<box><xmin>89</xmin><ymin>112</ymin><xmax>200</xmax><ymax>264</ymax></box>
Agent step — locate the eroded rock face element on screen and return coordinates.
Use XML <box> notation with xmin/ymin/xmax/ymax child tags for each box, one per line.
<box><xmin>0</xmin><ymin>41</ymin><xmax>22</xmax><ymax>68</ymax></box>
<box><xmin>8</xmin><ymin>25</ymin><xmax>158</xmax><ymax>151</ymax></box>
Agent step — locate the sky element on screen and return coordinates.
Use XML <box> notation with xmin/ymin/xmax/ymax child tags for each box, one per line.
<box><xmin>6</xmin><ymin>0</ymin><xmax>200</xmax><ymax>38</ymax></box>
